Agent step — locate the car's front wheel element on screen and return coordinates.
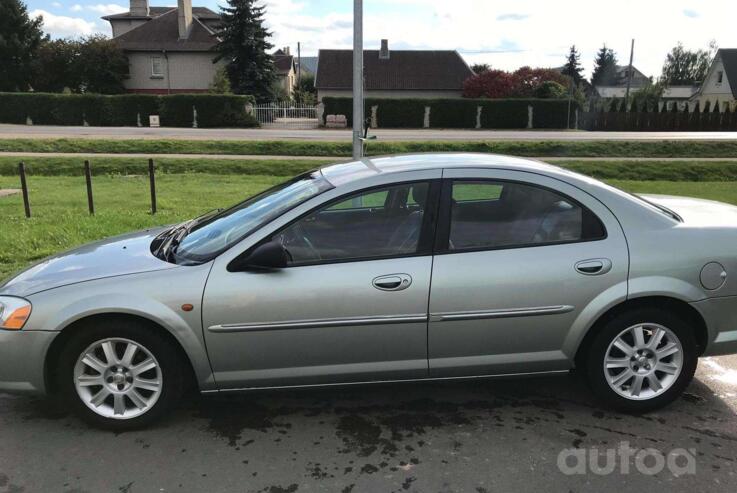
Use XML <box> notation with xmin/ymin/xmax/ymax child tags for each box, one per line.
<box><xmin>57</xmin><ymin>319</ymin><xmax>183</xmax><ymax>430</ymax></box>
<box><xmin>584</xmin><ymin>308</ymin><xmax>698</xmax><ymax>413</ymax></box>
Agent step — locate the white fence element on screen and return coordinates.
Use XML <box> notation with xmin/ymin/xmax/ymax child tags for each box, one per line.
<box><xmin>252</xmin><ymin>102</ymin><xmax>320</xmax><ymax>129</ymax></box>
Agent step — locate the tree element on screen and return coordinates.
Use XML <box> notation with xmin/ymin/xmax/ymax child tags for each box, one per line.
<box><xmin>561</xmin><ymin>45</ymin><xmax>584</xmax><ymax>86</ymax></box>
<box><xmin>76</xmin><ymin>35</ymin><xmax>128</xmax><ymax>94</ymax></box>
<box><xmin>511</xmin><ymin>66</ymin><xmax>570</xmax><ymax>97</ymax></box>
<box><xmin>215</xmin><ymin>0</ymin><xmax>276</xmax><ymax>102</ymax></box>
<box><xmin>591</xmin><ymin>45</ymin><xmax>618</xmax><ymax>86</ymax></box>
<box><xmin>534</xmin><ymin>81</ymin><xmax>567</xmax><ymax>99</ymax></box>
<box><xmin>31</xmin><ymin>38</ymin><xmax>81</xmax><ymax>92</ymax></box>
<box><xmin>294</xmin><ymin>74</ymin><xmax>316</xmax><ymax>105</ymax></box>
<box><xmin>471</xmin><ymin>63</ymin><xmax>491</xmax><ymax>74</ymax></box>
<box><xmin>661</xmin><ymin>41</ymin><xmax>717</xmax><ymax>85</ymax></box>
<box><xmin>209</xmin><ymin>66</ymin><xmax>233</xmax><ymax>94</ymax></box>
<box><xmin>462</xmin><ymin>69</ymin><xmax>516</xmax><ymax>98</ymax></box>
<box><xmin>0</xmin><ymin>0</ymin><xmax>46</xmax><ymax>91</ymax></box>
<box><xmin>630</xmin><ymin>82</ymin><xmax>665</xmax><ymax>111</ymax></box>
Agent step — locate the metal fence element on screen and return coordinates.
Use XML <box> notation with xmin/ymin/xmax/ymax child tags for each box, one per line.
<box><xmin>252</xmin><ymin>102</ymin><xmax>320</xmax><ymax>129</ymax></box>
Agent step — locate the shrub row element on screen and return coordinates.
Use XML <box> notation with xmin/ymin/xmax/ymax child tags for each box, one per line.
<box><xmin>321</xmin><ymin>97</ymin><xmax>578</xmax><ymax>129</ymax></box>
<box><xmin>0</xmin><ymin>93</ymin><xmax>258</xmax><ymax>128</ymax></box>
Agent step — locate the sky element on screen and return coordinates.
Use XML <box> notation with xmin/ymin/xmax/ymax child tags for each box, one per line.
<box><xmin>25</xmin><ymin>0</ymin><xmax>736</xmax><ymax>79</ymax></box>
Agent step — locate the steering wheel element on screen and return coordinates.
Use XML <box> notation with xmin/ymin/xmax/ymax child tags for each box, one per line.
<box><xmin>286</xmin><ymin>223</ymin><xmax>322</xmax><ymax>261</ymax></box>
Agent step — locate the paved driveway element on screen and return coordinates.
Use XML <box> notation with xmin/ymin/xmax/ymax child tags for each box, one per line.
<box><xmin>2</xmin><ymin>356</ymin><xmax>736</xmax><ymax>493</ymax></box>
<box><xmin>2</xmin><ymin>124</ymin><xmax>737</xmax><ymax>141</ymax></box>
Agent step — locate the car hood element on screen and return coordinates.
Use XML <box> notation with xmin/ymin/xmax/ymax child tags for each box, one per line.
<box><xmin>640</xmin><ymin>194</ymin><xmax>737</xmax><ymax>227</ymax></box>
<box><xmin>0</xmin><ymin>228</ymin><xmax>178</xmax><ymax>297</ymax></box>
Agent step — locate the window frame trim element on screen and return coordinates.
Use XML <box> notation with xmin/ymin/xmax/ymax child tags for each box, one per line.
<box><xmin>151</xmin><ymin>56</ymin><xmax>164</xmax><ymax>77</ymax></box>
<box><xmin>434</xmin><ymin>177</ymin><xmax>608</xmax><ymax>256</ymax></box>
<box><xmin>231</xmin><ymin>179</ymin><xmax>442</xmax><ymax>269</ymax></box>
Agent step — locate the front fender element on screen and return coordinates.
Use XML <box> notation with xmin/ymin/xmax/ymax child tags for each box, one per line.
<box><xmin>26</xmin><ymin>267</ymin><xmax>217</xmax><ymax>390</ymax></box>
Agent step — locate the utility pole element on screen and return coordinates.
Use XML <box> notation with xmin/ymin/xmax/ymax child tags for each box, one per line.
<box><xmin>352</xmin><ymin>0</ymin><xmax>364</xmax><ymax>160</ymax></box>
<box><xmin>624</xmin><ymin>39</ymin><xmax>635</xmax><ymax>111</ymax></box>
<box><xmin>297</xmin><ymin>42</ymin><xmax>302</xmax><ymax>88</ymax></box>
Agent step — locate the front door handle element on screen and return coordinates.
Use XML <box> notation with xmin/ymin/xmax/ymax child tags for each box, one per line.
<box><xmin>575</xmin><ymin>259</ymin><xmax>612</xmax><ymax>276</ymax></box>
<box><xmin>373</xmin><ymin>274</ymin><xmax>412</xmax><ymax>292</ymax></box>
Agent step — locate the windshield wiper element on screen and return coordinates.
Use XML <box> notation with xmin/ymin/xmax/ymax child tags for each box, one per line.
<box><xmin>153</xmin><ymin>219</ymin><xmax>197</xmax><ymax>262</ymax></box>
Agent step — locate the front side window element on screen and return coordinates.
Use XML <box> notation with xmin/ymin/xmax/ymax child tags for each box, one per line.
<box><xmin>174</xmin><ymin>171</ymin><xmax>333</xmax><ymax>263</ymax></box>
<box><xmin>448</xmin><ymin>180</ymin><xmax>605</xmax><ymax>251</ymax></box>
<box><xmin>273</xmin><ymin>182</ymin><xmax>431</xmax><ymax>266</ymax></box>
<box><xmin>151</xmin><ymin>56</ymin><xmax>163</xmax><ymax>77</ymax></box>
<box><xmin>717</xmin><ymin>71</ymin><xmax>724</xmax><ymax>84</ymax></box>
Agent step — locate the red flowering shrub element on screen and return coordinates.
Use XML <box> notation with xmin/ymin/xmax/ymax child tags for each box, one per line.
<box><xmin>462</xmin><ymin>69</ymin><xmax>516</xmax><ymax>98</ymax></box>
<box><xmin>463</xmin><ymin>66</ymin><xmax>571</xmax><ymax>99</ymax></box>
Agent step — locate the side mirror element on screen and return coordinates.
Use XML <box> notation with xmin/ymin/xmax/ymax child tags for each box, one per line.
<box><xmin>229</xmin><ymin>241</ymin><xmax>288</xmax><ymax>272</ymax></box>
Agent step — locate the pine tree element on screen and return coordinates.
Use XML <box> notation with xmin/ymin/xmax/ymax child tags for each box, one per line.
<box><xmin>0</xmin><ymin>0</ymin><xmax>46</xmax><ymax>91</ymax></box>
<box><xmin>215</xmin><ymin>0</ymin><xmax>276</xmax><ymax>102</ymax></box>
<box><xmin>561</xmin><ymin>45</ymin><xmax>584</xmax><ymax>86</ymax></box>
<box><xmin>591</xmin><ymin>45</ymin><xmax>618</xmax><ymax>87</ymax></box>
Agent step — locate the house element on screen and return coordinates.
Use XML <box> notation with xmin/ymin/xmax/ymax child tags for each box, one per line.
<box><xmin>103</xmin><ymin>0</ymin><xmax>223</xmax><ymax>94</ymax></box>
<box><xmin>274</xmin><ymin>48</ymin><xmax>297</xmax><ymax>99</ymax></box>
<box><xmin>692</xmin><ymin>49</ymin><xmax>737</xmax><ymax>110</ymax></box>
<box><xmin>593</xmin><ymin>64</ymin><xmax>651</xmax><ymax>98</ymax></box>
<box><xmin>315</xmin><ymin>40</ymin><xmax>474</xmax><ymax>101</ymax></box>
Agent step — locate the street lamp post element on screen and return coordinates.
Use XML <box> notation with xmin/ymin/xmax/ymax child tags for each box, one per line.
<box><xmin>352</xmin><ymin>0</ymin><xmax>364</xmax><ymax>160</ymax></box>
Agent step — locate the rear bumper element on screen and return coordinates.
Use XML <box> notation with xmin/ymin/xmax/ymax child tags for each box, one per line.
<box><xmin>691</xmin><ymin>296</ymin><xmax>737</xmax><ymax>356</ymax></box>
<box><xmin>0</xmin><ymin>330</ymin><xmax>57</xmax><ymax>395</ymax></box>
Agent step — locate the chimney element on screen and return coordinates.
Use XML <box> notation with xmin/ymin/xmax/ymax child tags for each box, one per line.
<box><xmin>178</xmin><ymin>0</ymin><xmax>193</xmax><ymax>39</ymax></box>
<box><xmin>379</xmin><ymin>39</ymin><xmax>390</xmax><ymax>60</ymax></box>
<box><xmin>129</xmin><ymin>0</ymin><xmax>149</xmax><ymax>16</ymax></box>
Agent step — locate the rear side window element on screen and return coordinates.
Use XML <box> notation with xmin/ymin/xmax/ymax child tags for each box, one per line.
<box><xmin>448</xmin><ymin>180</ymin><xmax>605</xmax><ymax>251</ymax></box>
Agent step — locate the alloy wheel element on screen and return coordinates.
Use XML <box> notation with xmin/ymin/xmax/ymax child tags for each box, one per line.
<box><xmin>73</xmin><ymin>338</ymin><xmax>163</xmax><ymax>419</ymax></box>
<box><xmin>603</xmin><ymin>323</ymin><xmax>683</xmax><ymax>401</ymax></box>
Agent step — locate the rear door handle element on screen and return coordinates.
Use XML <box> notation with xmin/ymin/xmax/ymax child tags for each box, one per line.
<box><xmin>575</xmin><ymin>259</ymin><xmax>612</xmax><ymax>276</ymax></box>
<box><xmin>373</xmin><ymin>274</ymin><xmax>412</xmax><ymax>292</ymax></box>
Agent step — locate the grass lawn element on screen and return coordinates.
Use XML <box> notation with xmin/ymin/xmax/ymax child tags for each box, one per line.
<box><xmin>3</xmin><ymin>138</ymin><xmax>737</xmax><ymax>158</ymax></box>
<box><xmin>2</xmin><ymin>173</ymin><xmax>736</xmax><ymax>280</ymax></box>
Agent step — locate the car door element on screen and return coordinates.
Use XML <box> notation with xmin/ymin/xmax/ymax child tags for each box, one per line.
<box><xmin>202</xmin><ymin>175</ymin><xmax>441</xmax><ymax>389</ymax></box>
<box><xmin>428</xmin><ymin>168</ymin><xmax>629</xmax><ymax>377</ymax></box>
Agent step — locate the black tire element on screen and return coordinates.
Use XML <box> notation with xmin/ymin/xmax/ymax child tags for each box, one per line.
<box><xmin>56</xmin><ymin>318</ymin><xmax>184</xmax><ymax>431</ymax></box>
<box><xmin>584</xmin><ymin>308</ymin><xmax>698</xmax><ymax>413</ymax></box>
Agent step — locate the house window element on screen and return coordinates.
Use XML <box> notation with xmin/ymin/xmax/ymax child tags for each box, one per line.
<box><xmin>151</xmin><ymin>56</ymin><xmax>164</xmax><ymax>78</ymax></box>
<box><xmin>717</xmin><ymin>71</ymin><xmax>724</xmax><ymax>84</ymax></box>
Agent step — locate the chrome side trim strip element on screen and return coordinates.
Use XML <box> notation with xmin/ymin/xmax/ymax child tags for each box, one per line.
<box><xmin>430</xmin><ymin>305</ymin><xmax>575</xmax><ymax>323</ymax></box>
<box><xmin>208</xmin><ymin>314</ymin><xmax>428</xmax><ymax>333</ymax></box>
<box><xmin>201</xmin><ymin>370</ymin><xmax>571</xmax><ymax>394</ymax></box>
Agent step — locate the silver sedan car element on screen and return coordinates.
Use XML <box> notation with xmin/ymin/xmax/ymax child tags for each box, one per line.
<box><xmin>2</xmin><ymin>154</ymin><xmax>736</xmax><ymax>430</ymax></box>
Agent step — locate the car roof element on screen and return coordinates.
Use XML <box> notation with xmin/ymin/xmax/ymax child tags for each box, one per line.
<box><xmin>319</xmin><ymin>153</ymin><xmax>572</xmax><ymax>187</ymax></box>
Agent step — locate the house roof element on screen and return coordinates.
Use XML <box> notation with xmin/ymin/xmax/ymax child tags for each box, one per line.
<box><xmin>315</xmin><ymin>49</ymin><xmax>474</xmax><ymax>91</ymax></box>
<box><xmin>112</xmin><ymin>9</ymin><xmax>218</xmax><ymax>52</ymax></box>
<box><xmin>717</xmin><ymin>49</ymin><xmax>737</xmax><ymax>98</ymax></box>
<box><xmin>103</xmin><ymin>6</ymin><xmax>219</xmax><ymax>20</ymax></box>
<box><xmin>298</xmin><ymin>56</ymin><xmax>318</xmax><ymax>75</ymax></box>
<box><xmin>274</xmin><ymin>53</ymin><xmax>295</xmax><ymax>75</ymax></box>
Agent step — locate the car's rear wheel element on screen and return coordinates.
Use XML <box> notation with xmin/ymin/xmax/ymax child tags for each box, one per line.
<box><xmin>57</xmin><ymin>319</ymin><xmax>183</xmax><ymax>430</ymax></box>
<box><xmin>584</xmin><ymin>308</ymin><xmax>698</xmax><ymax>413</ymax></box>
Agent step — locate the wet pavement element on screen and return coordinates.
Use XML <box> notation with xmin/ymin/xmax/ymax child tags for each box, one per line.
<box><xmin>2</xmin><ymin>356</ymin><xmax>736</xmax><ymax>493</ymax></box>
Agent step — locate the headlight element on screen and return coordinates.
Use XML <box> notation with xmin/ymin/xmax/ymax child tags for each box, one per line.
<box><xmin>0</xmin><ymin>297</ymin><xmax>32</xmax><ymax>330</ymax></box>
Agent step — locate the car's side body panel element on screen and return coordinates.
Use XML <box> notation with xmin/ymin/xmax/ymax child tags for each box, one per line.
<box><xmin>201</xmin><ymin>169</ymin><xmax>442</xmax><ymax>390</ymax></box>
<box><xmin>427</xmin><ymin>168</ymin><xmax>630</xmax><ymax>376</ymax></box>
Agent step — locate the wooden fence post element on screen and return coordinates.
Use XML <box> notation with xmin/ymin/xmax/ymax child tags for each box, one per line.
<box><xmin>149</xmin><ymin>158</ymin><xmax>157</xmax><ymax>215</ymax></box>
<box><xmin>84</xmin><ymin>160</ymin><xmax>95</xmax><ymax>215</ymax></box>
<box><xmin>18</xmin><ymin>162</ymin><xmax>31</xmax><ymax>218</ymax></box>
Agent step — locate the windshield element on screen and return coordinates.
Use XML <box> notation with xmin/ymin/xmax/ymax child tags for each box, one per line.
<box><xmin>172</xmin><ymin>171</ymin><xmax>333</xmax><ymax>263</ymax></box>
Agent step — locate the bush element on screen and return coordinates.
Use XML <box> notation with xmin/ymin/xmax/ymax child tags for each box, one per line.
<box><xmin>0</xmin><ymin>92</ymin><xmax>258</xmax><ymax>128</ymax></box>
<box><xmin>322</xmin><ymin>97</ymin><xmax>576</xmax><ymax>129</ymax></box>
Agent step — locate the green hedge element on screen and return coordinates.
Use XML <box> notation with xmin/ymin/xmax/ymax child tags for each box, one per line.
<box><xmin>0</xmin><ymin>93</ymin><xmax>258</xmax><ymax>128</ymax></box>
<box><xmin>322</xmin><ymin>97</ymin><xmax>577</xmax><ymax>129</ymax></box>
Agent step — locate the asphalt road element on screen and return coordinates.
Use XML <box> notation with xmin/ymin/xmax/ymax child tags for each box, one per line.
<box><xmin>2</xmin><ymin>356</ymin><xmax>736</xmax><ymax>493</ymax></box>
<box><xmin>2</xmin><ymin>124</ymin><xmax>737</xmax><ymax>141</ymax></box>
